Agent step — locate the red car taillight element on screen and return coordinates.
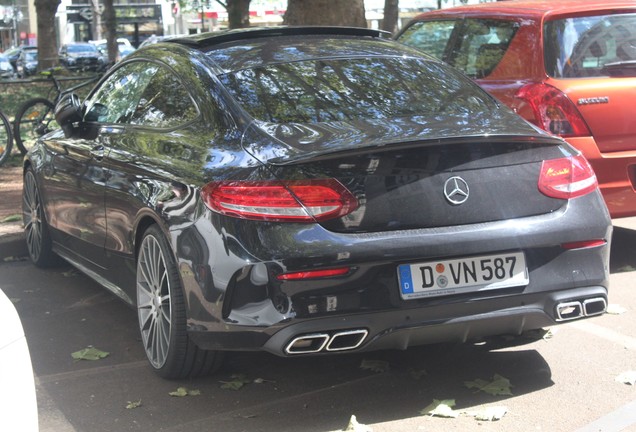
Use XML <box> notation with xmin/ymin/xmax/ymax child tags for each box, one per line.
<box><xmin>516</xmin><ymin>83</ymin><xmax>591</xmax><ymax>138</ymax></box>
<box><xmin>201</xmin><ymin>179</ymin><xmax>358</xmax><ymax>222</ymax></box>
<box><xmin>276</xmin><ymin>267</ymin><xmax>351</xmax><ymax>280</ymax></box>
<box><xmin>538</xmin><ymin>155</ymin><xmax>598</xmax><ymax>199</ymax></box>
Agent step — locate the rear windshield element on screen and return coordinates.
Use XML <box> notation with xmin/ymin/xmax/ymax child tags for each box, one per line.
<box><xmin>544</xmin><ymin>13</ymin><xmax>636</xmax><ymax>78</ymax></box>
<box><xmin>218</xmin><ymin>57</ymin><xmax>496</xmax><ymax>124</ymax></box>
<box><xmin>398</xmin><ymin>19</ymin><xmax>518</xmax><ymax>79</ymax></box>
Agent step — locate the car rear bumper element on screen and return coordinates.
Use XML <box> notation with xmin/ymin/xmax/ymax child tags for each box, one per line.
<box><xmin>181</xmin><ymin>190</ymin><xmax>611</xmax><ymax>355</ymax></box>
<box><xmin>188</xmin><ymin>285</ymin><xmax>607</xmax><ymax>356</ymax></box>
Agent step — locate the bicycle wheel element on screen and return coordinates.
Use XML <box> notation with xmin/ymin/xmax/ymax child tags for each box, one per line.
<box><xmin>14</xmin><ymin>98</ymin><xmax>57</xmax><ymax>155</ymax></box>
<box><xmin>0</xmin><ymin>110</ymin><xmax>13</xmax><ymax>166</ymax></box>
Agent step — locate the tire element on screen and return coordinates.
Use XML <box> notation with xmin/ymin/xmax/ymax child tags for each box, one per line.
<box><xmin>14</xmin><ymin>98</ymin><xmax>56</xmax><ymax>155</ymax></box>
<box><xmin>0</xmin><ymin>110</ymin><xmax>13</xmax><ymax>167</ymax></box>
<box><xmin>136</xmin><ymin>225</ymin><xmax>223</xmax><ymax>379</ymax></box>
<box><xmin>22</xmin><ymin>168</ymin><xmax>61</xmax><ymax>267</ymax></box>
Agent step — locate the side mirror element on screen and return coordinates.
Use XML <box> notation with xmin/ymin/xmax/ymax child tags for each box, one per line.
<box><xmin>54</xmin><ymin>93</ymin><xmax>82</xmax><ymax>138</ymax></box>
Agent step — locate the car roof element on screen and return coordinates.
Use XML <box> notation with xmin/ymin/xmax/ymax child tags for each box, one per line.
<box><xmin>166</xmin><ymin>26</ymin><xmax>389</xmax><ymax>49</ymax></box>
<box><xmin>414</xmin><ymin>0</ymin><xmax>636</xmax><ymax>20</ymax></box>
<box><xmin>161</xmin><ymin>26</ymin><xmax>422</xmax><ymax>74</ymax></box>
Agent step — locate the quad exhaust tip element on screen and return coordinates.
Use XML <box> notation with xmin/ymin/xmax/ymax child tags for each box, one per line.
<box><xmin>285</xmin><ymin>329</ymin><xmax>368</xmax><ymax>355</ymax></box>
<box><xmin>556</xmin><ymin>297</ymin><xmax>607</xmax><ymax>321</ymax></box>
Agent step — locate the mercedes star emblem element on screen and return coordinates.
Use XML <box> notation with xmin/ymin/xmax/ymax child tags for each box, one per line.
<box><xmin>443</xmin><ymin>176</ymin><xmax>470</xmax><ymax>205</ymax></box>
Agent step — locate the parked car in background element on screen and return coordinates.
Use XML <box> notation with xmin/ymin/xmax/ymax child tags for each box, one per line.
<box><xmin>16</xmin><ymin>48</ymin><xmax>38</xmax><ymax>78</ymax></box>
<box><xmin>25</xmin><ymin>27</ymin><xmax>611</xmax><ymax>380</ymax></box>
<box><xmin>59</xmin><ymin>42</ymin><xmax>105</xmax><ymax>72</ymax></box>
<box><xmin>3</xmin><ymin>45</ymin><xmax>36</xmax><ymax>72</ymax></box>
<box><xmin>0</xmin><ymin>54</ymin><xmax>15</xmax><ymax>79</ymax></box>
<box><xmin>94</xmin><ymin>42</ymin><xmax>135</xmax><ymax>61</ymax></box>
<box><xmin>397</xmin><ymin>0</ymin><xmax>636</xmax><ymax>218</ymax></box>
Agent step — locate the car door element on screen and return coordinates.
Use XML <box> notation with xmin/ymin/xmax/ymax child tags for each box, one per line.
<box><xmin>44</xmin><ymin>64</ymin><xmax>146</xmax><ymax>270</ymax></box>
<box><xmin>98</xmin><ymin>61</ymin><xmax>201</xmax><ymax>294</ymax></box>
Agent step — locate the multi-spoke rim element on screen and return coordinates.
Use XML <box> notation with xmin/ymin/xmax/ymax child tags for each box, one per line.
<box><xmin>137</xmin><ymin>235</ymin><xmax>172</xmax><ymax>369</ymax></box>
<box><xmin>23</xmin><ymin>171</ymin><xmax>42</xmax><ymax>260</ymax></box>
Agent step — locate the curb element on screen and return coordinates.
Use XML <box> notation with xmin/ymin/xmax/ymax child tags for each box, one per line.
<box><xmin>0</xmin><ymin>225</ymin><xmax>27</xmax><ymax>261</ymax></box>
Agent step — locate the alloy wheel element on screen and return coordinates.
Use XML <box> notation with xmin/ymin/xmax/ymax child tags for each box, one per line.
<box><xmin>137</xmin><ymin>234</ymin><xmax>173</xmax><ymax>369</ymax></box>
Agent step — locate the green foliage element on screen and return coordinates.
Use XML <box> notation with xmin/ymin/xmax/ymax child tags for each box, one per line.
<box><xmin>71</xmin><ymin>346</ymin><xmax>110</xmax><ymax>361</ymax></box>
<box><xmin>0</xmin><ymin>73</ymin><xmax>97</xmax><ymax>120</ymax></box>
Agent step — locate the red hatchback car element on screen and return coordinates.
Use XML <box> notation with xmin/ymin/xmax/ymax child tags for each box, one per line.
<box><xmin>397</xmin><ymin>0</ymin><xmax>636</xmax><ymax>218</ymax></box>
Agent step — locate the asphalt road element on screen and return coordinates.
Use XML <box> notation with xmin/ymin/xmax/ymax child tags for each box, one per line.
<box><xmin>2</xmin><ymin>219</ymin><xmax>636</xmax><ymax>432</ymax></box>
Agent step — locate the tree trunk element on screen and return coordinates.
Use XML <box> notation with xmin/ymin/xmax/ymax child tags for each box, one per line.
<box><xmin>102</xmin><ymin>0</ymin><xmax>118</xmax><ymax>64</ymax></box>
<box><xmin>382</xmin><ymin>0</ymin><xmax>399</xmax><ymax>35</ymax></box>
<box><xmin>284</xmin><ymin>0</ymin><xmax>366</xmax><ymax>27</ymax></box>
<box><xmin>34</xmin><ymin>0</ymin><xmax>61</xmax><ymax>71</ymax></box>
<box><xmin>227</xmin><ymin>0</ymin><xmax>251</xmax><ymax>29</ymax></box>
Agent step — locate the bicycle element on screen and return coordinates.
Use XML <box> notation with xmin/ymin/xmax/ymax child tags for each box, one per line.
<box><xmin>0</xmin><ymin>109</ymin><xmax>14</xmax><ymax>166</ymax></box>
<box><xmin>13</xmin><ymin>70</ymin><xmax>101</xmax><ymax>155</ymax></box>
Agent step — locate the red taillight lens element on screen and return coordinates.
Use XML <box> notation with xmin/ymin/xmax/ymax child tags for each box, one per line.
<box><xmin>201</xmin><ymin>179</ymin><xmax>358</xmax><ymax>222</ymax></box>
<box><xmin>516</xmin><ymin>83</ymin><xmax>591</xmax><ymax>138</ymax></box>
<box><xmin>276</xmin><ymin>267</ymin><xmax>351</xmax><ymax>280</ymax></box>
<box><xmin>538</xmin><ymin>155</ymin><xmax>598</xmax><ymax>199</ymax></box>
<box><xmin>561</xmin><ymin>239</ymin><xmax>606</xmax><ymax>250</ymax></box>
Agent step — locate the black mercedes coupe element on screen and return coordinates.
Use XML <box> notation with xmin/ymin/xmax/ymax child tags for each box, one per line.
<box><xmin>23</xmin><ymin>27</ymin><xmax>611</xmax><ymax>379</ymax></box>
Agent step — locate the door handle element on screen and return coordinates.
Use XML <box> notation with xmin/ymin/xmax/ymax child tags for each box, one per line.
<box><xmin>90</xmin><ymin>145</ymin><xmax>104</xmax><ymax>160</ymax></box>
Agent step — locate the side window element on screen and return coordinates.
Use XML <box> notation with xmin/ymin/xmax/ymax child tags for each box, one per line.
<box><xmin>83</xmin><ymin>62</ymin><xmax>158</xmax><ymax>124</ymax></box>
<box><xmin>129</xmin><ymin>67</ymin><xmax>198</xmax><ymax>128</ymax></box>
<box><xmin>397</xmin><ymin>20</ymin><xmax>457</xmax><ymax>61</ymax></box>
<box><xmin>450</xmin><ymin>19</ymin><xmax>518</xmax><ymax>78</ymax></box>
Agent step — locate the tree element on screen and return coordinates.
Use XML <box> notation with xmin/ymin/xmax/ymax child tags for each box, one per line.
<box><xmin>102</xmin><ymin>0</ymin><xmax>118</xmax><ymax>64</ymax></box>
<box><xmin>34</xmin><ymin>0</ymin><xmax>61</xmax><ymax>71</ymax></box>
<box><xmin>382</xmin><ymin>0</ymin><xmax>399</xmax><ymax>35</ymax></box>
<box><xmin>284</xmin><ymin>0</ymin><xmax>366</xmax><ymax>27</ymax></box>
<box><xmin>210</xmin><ymin>0</ymin><xmax>250</xmax><ymax>29</ymax></box>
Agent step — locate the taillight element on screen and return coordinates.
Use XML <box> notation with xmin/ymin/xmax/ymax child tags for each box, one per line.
<box><xmin>276</xmin><ymin>267</ymin><xmax>351</xmax><ymax>280</ymax></box>
<box><xmin>516</xmin><ymin>83</ymin><xmax>591</xmax><ymax>138</ymax></box>
<box><xmin>538</xmin><ymin>155</ymin><xmax>598</xmax><ymax>199</ymax></box>
<box><xmin>201</xmin><ymin>179</ymin><xmax>358</xmax><ymax>222</ymax></box>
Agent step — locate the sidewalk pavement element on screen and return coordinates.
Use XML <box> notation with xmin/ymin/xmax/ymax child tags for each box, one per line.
<box><xmin>0</xmin><ymin>165</ymin><xmax>27</xmax><ymax>261</ymax></box>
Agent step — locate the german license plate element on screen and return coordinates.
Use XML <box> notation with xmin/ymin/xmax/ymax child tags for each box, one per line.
<box><xmin>398</xmin><ymin>252</ymin><xmax>528</xmax><ymax>300</ymax></box>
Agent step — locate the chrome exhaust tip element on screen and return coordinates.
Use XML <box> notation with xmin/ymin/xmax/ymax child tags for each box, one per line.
<box><xmin>285</xmin><ymin>333</ymin><xmax>329</xmax><ymax>354</ymax></box>
<box><xmin>583</xmin><ymin>297</ymin><xmax>607</xmax><ymax>317</ymax></box>
<box><xmin>556</xmin><ymin>301</ymin><xmax>583</xmax><ymax>321</ymax></box>
<box><xmin>326</xmin><ymin>329</ymin><xmax>368</xmax><ymax>352</ymax></box>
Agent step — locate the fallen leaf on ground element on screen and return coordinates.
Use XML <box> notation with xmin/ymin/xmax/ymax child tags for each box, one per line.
<box><xmin>220</xmin><ymin>374</ymin><xmax>252</xmax><ymax>390</ymax></box>
<box><xmin>360</xmin><ymin>359</ymin><xmax>390</xmax><ymax>373</ymax></box>
<box><xmin>465</xmin><ymin>374</ymin><xmax>513</xmax><ymax>396</ymax></box>
<box><xmin>1</xmin><ymin>214</ymin><xmax>21</xmax><ymax>223</ymax></box>
<box><xmin>253</xmin><ymin>378</ymin><xmax>276</xmax><ymax>384</ymax></box>
<box><xmin>71</xmin><ymin>346</ymin><xmax>109</xmax><ymax>361</ymax></box>
<box><xmin>169</xmin><ymin>387</ymin><xmax>188</xmax><ymax>397</ymax></box>
<box><xmin>606</xmin><ymin>304</ymin><xmax>627</xmax><ymax>315</ymax></box>
<box><xmin>420</xmin><ymin>399</ymin><xmax>459</xmax><ymax>418</ymax></box>
<box><xmin>169</xmin><ymin>387</ymin><xmax>200</xmax><ymax>397</ymax></box>
<box><xmin>465</xmin><ymin>406</ymin><xmax>508</xmax><ymax>421</ymax></box>
<box><xmin>343</xmin><ymin>414</ymin><xmax>372</xmax><ymax>431</ymax></box>
<box><xmin>62</xmin><ymin>269</ymin><xmax>78</xmax><ymax>277</ymax></box>
<box><xmin>616</xmin><ymin>371</ymin><xmax>636</xmax><ymax>385</ymax></box>
<box><xmin>3</xmin><ymin>256</ymin><xmax>27</xmax><ymax>262</ymax></box>
<box><xmin>126</xmin><ymin>400</ymin><xmax>142</xmax><ymax>409</ymax></box>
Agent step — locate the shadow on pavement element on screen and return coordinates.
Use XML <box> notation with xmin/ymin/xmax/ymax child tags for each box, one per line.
<box><xmin>1</xmin><ymin>260</ymin><xmax>553</xmax><ymax>432</ymax></box>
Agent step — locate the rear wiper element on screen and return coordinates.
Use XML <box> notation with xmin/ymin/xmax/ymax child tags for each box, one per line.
<box><xmin>601</xmin><ymin>60</ymin><xmax>636</xmax><ymax>77</ymax></box>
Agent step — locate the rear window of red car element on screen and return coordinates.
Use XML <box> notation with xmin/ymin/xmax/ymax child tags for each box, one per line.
<box><xmin>397</xmin><ymin>18</ymin><xmax>519</xmax><ymax>79</ymax></box>
<box><xmin>544</xmin><ymin>13</ymin><xmax>636</xmax><ymax>78</ymax></box>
